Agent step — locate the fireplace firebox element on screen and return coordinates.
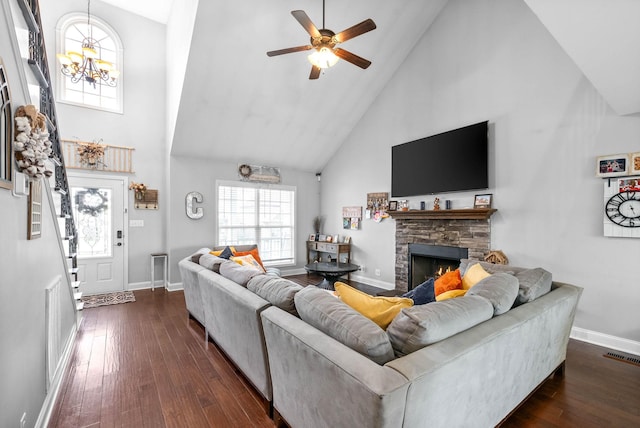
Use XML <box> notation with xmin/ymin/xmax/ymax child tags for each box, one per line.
<box><xmin>408</xmin><ymin>243</ymin><xmax>468</xmax><ymax>290</ymax></box>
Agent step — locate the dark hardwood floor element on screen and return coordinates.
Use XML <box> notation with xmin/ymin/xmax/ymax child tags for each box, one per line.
<box><xmin>48</xmin><ymin>274</ymin><xmax>640</xmax><ymax>427</ymax></box>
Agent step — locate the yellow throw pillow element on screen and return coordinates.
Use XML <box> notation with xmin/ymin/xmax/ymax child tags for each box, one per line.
<box><xmin>230</xmin><ymin>254</ymin><xmax>265</xmax><ymax>272</ymax></box>
<box><xmin>462</xmin><ymin>263</ymin><xmax>491</xmax><ymax>290</ymax></box>
<box><xmin>334</xmin><ymin>282</ymin><xmax>413</xmax><ymax>329</ymax></box>
<box><xmin>435</xmin><ymin>289</ymin><xmax>467</xmax><ymax>301</ymax></box>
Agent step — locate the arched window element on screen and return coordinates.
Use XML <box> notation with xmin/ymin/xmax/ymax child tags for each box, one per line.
<box><xmin>56</xmin><ymin>13</ymin><xmax>123</xmax><ymax>113</ymax></box>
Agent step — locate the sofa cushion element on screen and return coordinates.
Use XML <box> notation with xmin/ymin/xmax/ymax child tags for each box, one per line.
<box><xmin>460</xmin><ymin>259</ymin><xmax>552</xmax><ymax>306</ymax></box>
<box><xmin>402</xmin><ymin>278</ymin><xmax>436</xmax><ymax>305</ymax></box>
<box><xmin>387</xmin><ymin>295</ymin><xmax>494</xmax><ymax>356</ymax></box>
<box><xmin>199</xmin><ymin>253</ymin><xmax>226</xmax><ymax>273</ymax></box>
<box><xmin>466</xmin><ymin>273</ymin><xmax>518</xmax><ymax>315</ymax></box>
<box><xmin>295</xmin><ymin>286</ymin><xmax>396</xmax><ymax>365</ymax></box>
<box><xmin>247</xmin><ymin>275</ymin><xmax>303</xmax><ymax>315</ymax></box>
<box><xmin>514</xmin><ymin>267</ymin><xmax>552</xmax><ymax>306</ymax></box>
<box><xmin>334</xmin><ymin>282</ymin><xmax>413</xmax><ymax>329</ymax></box>
<box><xmin>434</xmin><ymin>269</ymin><xmax>462</xmax><ymax>296</ymax></box>
<box><xmin>461</xmin><ymin>263</ymin><xmax>491</xmax><ymax>290</ymax></box>
<box><xmin>218</xmin><ymin>260</ymin><xmax>263</xmax><ymax>286</ymax></box>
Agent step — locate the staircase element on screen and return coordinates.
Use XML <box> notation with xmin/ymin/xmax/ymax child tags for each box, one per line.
<box><xmin>20</xmin><ymin>0</ymin><xmax>83</xmax><ymax>317</ymax></box>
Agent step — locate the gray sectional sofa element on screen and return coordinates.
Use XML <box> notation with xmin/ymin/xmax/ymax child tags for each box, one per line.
<box><xmin>178</xmin><ymin>249</ymin><xmax>582</xmax><ymax>427</ymax></box>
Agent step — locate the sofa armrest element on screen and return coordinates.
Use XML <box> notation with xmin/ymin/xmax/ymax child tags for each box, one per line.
<box><xmin>198</xmin><ymin>270</ymin><xmax>273</xmax><ymax>400</ymax></box>
<box><xmin>385</xmin><ymin>282</ymin><xmax>582</xmax><ymax>428</ymax></box>
<box><xmin>261</xmin><ymin>307</ymin><xmax>409</xmax><ymax>428</ymax></box>
<box><xmin>178</xmin><ymin>258</ymin><xmax>207</xmax><ymax>325</ymax></box>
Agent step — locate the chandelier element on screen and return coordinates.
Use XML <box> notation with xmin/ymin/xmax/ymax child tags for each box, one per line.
<box><xmin>56</xmin><ymin>0</ymin><xmax>119</xmax><ymax>87</ymax></box>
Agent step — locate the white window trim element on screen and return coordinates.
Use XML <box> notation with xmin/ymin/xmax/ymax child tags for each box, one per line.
<box><xmin>55</xmin><ymin>12</ymin><xmax>124</xmax><ymax>114</ymax></box>
<box><xmin>216</xmin><ymin>180</ymin><xmax>297</xmax><ymax>267</ymax></box>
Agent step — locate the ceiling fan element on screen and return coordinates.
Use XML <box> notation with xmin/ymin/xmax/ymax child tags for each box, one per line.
<box><xmin>266</xmin><ymin>0</ymin><xmax>376</xmax><ymax>80</ymax></box>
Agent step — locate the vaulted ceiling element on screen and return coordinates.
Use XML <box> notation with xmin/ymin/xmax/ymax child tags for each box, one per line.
<box><xmin>101</xmin><ymin>0</ymin><xmax>640</xmax><ymax>173</ymax></box>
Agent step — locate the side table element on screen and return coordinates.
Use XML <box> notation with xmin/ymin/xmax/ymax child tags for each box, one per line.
<box><xmin>150</xmin><ymin>253</ymin><xmax>168</xmax><ymax>291</ymax></box>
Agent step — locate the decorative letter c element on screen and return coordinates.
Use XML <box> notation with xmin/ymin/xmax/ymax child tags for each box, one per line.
<box><xmin>186</xmin><ymin>192</ymin><xmax>203</xmax><ymax>219</ymax></box>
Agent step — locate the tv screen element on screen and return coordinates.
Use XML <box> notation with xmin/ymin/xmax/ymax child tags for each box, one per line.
<box><xmin>391</xmin><ymin>121</ymin><xmax>488</xmax><ymax>197</ymax></box>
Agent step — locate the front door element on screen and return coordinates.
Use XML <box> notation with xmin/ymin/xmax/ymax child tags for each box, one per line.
<box><xmin>68</xmin><ymin>173</ymin><xmax>127</xmax><ymax>295</ymax></box>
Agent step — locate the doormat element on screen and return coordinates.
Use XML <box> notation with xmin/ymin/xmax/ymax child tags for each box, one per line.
<box><xmin>82</xmin><ymin>291</ymin><xmax>136</xmax><ymax>309</ymax></box>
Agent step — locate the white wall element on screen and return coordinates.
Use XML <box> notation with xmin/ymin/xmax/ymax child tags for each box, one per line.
<box><xmin>168</xmin><ymin>155</ymin><xmax>320</xmax><ymax>282</ymax></box>
<box><xmin>321</xmin><ymin>0</ymin><xmax>640</xmax><ymax>345</ymax></box>
<box><xmin>40</xmin><ymin>0</ymin><xmax>167</xmax><ymax>286</ymax></box>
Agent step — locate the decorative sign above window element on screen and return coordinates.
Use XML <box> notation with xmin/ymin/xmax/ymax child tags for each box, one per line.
<box><xmin>237</xmin><ymin>163</ymin><xmax>281</xmax><ymax>183</ymax></box>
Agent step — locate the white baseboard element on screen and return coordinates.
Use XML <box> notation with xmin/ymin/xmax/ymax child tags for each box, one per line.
<box><xmin>570</xmin><ymin>327</ymin><xmax>640</xmax><ymax>356</ymax></box>
<box><xmin>35</xmin><ymin>325</ymin><xmax>78</xmax><ymax>428</ymax></box>
<box><xmin>349</xmin><ymin>274</ymin><xmax>394</xmax><ymax>290</ymax></box>
<box><xmin>128</xmin><ymin>281</ymin><xmax>183</xmax><ymax>292</ymax></box>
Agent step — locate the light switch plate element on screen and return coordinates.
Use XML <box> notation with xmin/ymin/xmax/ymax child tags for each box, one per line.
<box><xmin>129</xmin><ymin>219</ymin><xmax>144</xmax><ymax>227</ymax></box>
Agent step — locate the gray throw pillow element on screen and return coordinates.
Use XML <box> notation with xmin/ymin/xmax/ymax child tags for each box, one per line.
<box><xmin>294</xmin><ymin>286</ymin><xmax>396</xmax><ymax>365</ymax></box>
<box><xmin>247</xmin><ymin>275</ymin><xmax>303</xmax><ymax>315</ymax></box>
<box><xmin>199</xmin><ymin>253</ymin><xmax>226</xmax><ymax>273</ymax></box>
<box><xmin>459</xmin><ymin>260</ymin><xmax>552</xmax><ymax>306</ymax></box>
<box><xmin>219</xmin><ymin>260</ymin><xmax>263</xmax><ymax>286</ymax></box>
<box><xmin>386</xmin><ymin>296</ymin><xmax>494</xmax><ymax>356</ymax></box>
<box><xmin>466</xmin><ymin>272</ymin><xmax>518</xmax><ymax>315</ymax></box>
<box><xmin>514</xmin><ymin>267</ymin><xmax>552</xmax><ymax>306</ymax></box>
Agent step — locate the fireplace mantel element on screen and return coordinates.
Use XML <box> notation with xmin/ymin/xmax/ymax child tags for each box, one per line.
<box><xmin>388</xmin><ymin>208</ymin><xmax>497</xmax><ymax>221</ymax></box>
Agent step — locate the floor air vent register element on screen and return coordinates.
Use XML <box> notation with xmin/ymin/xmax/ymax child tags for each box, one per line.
<box><xmin>603</xmin><ymin>351</ymin><xmax>640</xmax><ymax>367</ymax></box>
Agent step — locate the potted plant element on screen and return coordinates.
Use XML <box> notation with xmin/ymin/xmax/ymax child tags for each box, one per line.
<box><xmin>312</xmin><ymin>215</ymin><xmax>323</xmax><ymax>241</ymax></box>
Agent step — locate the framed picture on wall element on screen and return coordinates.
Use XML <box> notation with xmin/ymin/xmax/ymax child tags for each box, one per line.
<box><xmin>631</xmin><ymin>152</ymin><xmax>640</xmax><ymax>175</ymax></box>
<box><xmin>474</xmin><ymin>193</ymin><xmax>492</xmax><ymax>209</ymax></box>
<box><xmin>596</xmin><ymin>153</ymin><xmax>629</xmax><ymax>177</ymax></box>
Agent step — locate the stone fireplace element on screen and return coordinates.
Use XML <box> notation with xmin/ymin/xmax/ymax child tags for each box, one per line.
<box><xmin>389</xmin><ymin>209</ymin><xmax>496</xmax><ymax>292</ymax></box>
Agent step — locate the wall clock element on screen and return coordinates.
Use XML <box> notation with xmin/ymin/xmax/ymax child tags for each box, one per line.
<box><xmin>605</xmin><ymin>191</ymin><xmax>640</xmax><ymax>227</ymax></box>
<box><xmin>603</xmin><ymin>177</ymin><xmax>640</xmax><ymax>238</ymax></box>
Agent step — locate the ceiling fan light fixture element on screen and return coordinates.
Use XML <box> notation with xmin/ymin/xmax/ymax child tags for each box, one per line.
<box><xmin>308</xmin><ymin>47</ymin><xmax>339</xmax><ymax>69</ymax></box>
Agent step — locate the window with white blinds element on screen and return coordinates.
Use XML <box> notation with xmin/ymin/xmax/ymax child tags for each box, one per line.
<box><xmin>217</xmin><ymin>181</ymin><xmax>296</xmax><ymax>266</ymax></box>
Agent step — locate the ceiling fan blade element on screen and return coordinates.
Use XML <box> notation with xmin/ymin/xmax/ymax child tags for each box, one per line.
<box><xmin>334</xmin><ymin>48</ymin><xmax>372</xmax><ymax>69</ymax></box>
<box><xmin>267</xmin><ymin>45</ymin><xmax>313</xmax><ymax>57</ymax></box>
<box><xmin>309</xmin><ymin>65</ymin><xmax>321</xmax><ymax>80</ymax></box>
<box><xmin>291</xmin><ymin>10</ymin><xmax>321</xmax><ymax>38</ymax></box>
<box><xmin>334</xmin><ymin>19</ymin><xmax>376</xmax><ymax>43</ymax></box>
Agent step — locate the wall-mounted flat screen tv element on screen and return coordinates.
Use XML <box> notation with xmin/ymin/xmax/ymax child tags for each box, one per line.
<box><xmin>391</xmin><ymin>121</ymin><xmax>488</xmax><ymax>197</ymax></box>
